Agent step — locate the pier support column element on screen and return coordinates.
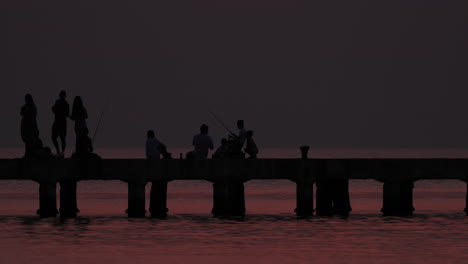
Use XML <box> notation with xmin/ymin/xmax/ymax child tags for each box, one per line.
<box><xmin>149</xmin><ymin>180</ymin><xmax>169</xmax><ymax>218</ymax></box>
<box><xmin>212</xmin><ymin>179</ymin><xmax>245</xmax><ymax>217</ymax></box>
<box><xmin>37</xmin><ymin>181</ymin><xmax>59</xmax><ymax>218</ymax></box>
<box><xmin>127</xmin><ymin>182</ymin><xmax>146</xmax><ymax>218</ymax></box>
<box><xmin>465</xmin><ymin>181</ymin><xmax>467</xmax><ymax>216</ymax></box>
<box><xmin>381</xmin><ymin>181</ymin><xmax>415</xmax><ymax>216</ymax></box>
<box><xmin>295</xmin><ymin>181</ymin><xmax>314</xmax><ymax>216</ymax></box>
<box><xmin>295</xmin><ymin>146</ymin><xmax>314</xmax><ymax>216</ymax></box>
<box><xmin>316</xmin><ymin>160</ymin><xmax>351</xmax><ymax>216</ymax></box>
<box><xmin>59</xmin><ymin>181</ymin><xmax>79</xmax><ymax>218</ymax></box>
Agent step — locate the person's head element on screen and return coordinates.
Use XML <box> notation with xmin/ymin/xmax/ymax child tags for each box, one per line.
<box><xmin>147</xmin><ymin>130</ymin><xmax>155</xmax><ymax>138</ymax></box>
<box><xmin>246</xmin><ymin>130</ymin><xmax>253</xmax><ymax>138</ymax></box>
<box><xmin>237</xmin><ymin>120</ymin><xmax>244</xmax><ymax>129</ymax></box>
<box><xmin>200</xmin><ymin>124</ymin><xmax>208</xmax><ymax>134</ymax></box>
<box><xmin>24</xmin><ymin>94</ymin><xmax>34</xmax><ymax>105</ymax></box>
<box><xmin>73</xmin><ymin>96</ymin><xmax>83</xmax><ymax>107</ymax></box>
<box><xmin>59</xmin><ymin>90</ymin><xmax>66</xmax><ymax>99</ymax></box>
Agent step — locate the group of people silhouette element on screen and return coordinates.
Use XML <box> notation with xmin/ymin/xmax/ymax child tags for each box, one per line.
<box><xmin>147</xmin><ymin>119</ymin><xmax>259</xmax><ymax>160</ymax></box>
<box><xmin>21</xmin><ymin>92</ymin><xmax>259</xmax><ymax>160</ymax></box>
<box><xmin>20</xmin><ymin>91</ymin><xmax>93</xmax><ymax>159</ymax></box>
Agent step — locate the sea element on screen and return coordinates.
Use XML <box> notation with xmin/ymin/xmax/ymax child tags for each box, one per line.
<box><xmin>0</xmin><ymin>148</ymin><xmax>467</xmax><ymax>264</ymax></box>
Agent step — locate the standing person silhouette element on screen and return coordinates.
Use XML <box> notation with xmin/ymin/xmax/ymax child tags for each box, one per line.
<box><xmin>236</xmin><ymin>120</ymin><xmax>247</xmax><ymax>148</ymax></box>
<box><xmin>51</xmin><ymin>90</ymin><xmax>70</xmax><ymax>156</ymax></box>
<box><xmin>192</xmin><ymin>124</ymin><xmax>214</xmax><ymax>159</ymax></box>
<box><xmin>70</xmin><ymin>96</ymin><xmax>88</xmax><ymax>149</ymax></box>
<box><xmin>20</xmin><ymin>94</ymin><xmax>40</xmax><ymax>156</ymax></box>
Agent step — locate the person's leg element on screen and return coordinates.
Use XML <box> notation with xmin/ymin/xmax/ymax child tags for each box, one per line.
<box><xmin>52</xmin><ymin>124</ymin><xmax>60</xmax><ymax>154</ymax></box>
<box><xmin>60</xmin><ymin>134</ymin><xmax>66</xmax><ymax>153</ymax></box>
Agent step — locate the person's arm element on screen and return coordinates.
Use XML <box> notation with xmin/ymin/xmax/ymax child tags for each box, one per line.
<box><xmin>209</xmin><ymin>137</ymin><xmax>214</xmax><ymax>150</ymax></box>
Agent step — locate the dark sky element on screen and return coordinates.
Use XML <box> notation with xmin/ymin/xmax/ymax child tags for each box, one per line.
<box><xmin>1</xmin><ymin>0</ymin><xmax>468</xmax><ymax>149</ymax></box>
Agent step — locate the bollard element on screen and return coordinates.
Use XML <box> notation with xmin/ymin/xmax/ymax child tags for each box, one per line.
<box><xmin>59</xmin><ymin>181</ymin><xmax>79</xmax><ymax>218</ymax></box>
<box><xmin>37</xmin><ymin>181</ymin><xmax>59</xmax><ymax>218</ymax></box>
<box><xmin>149</xmin><ymin>180</ymin><xmax>169</xmax><ymax>218</ymax></box>
<box><xmin>381</xmin><ymin>181</ymin><xmax>415</xmax><ymax>216</ymax></box>
<box><xmin>127</xmin><ymin>182</ymin><xmax>146</xmax><ymax>218</ymax></box>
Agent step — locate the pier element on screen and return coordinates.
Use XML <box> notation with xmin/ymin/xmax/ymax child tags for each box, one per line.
<box><xmin>0</xmin><ymin>158</ymin><xmax>467</xmax><ymax>217</ymax></box>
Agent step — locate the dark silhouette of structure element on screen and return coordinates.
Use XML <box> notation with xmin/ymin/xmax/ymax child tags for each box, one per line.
<box><xmin>70</xmin><ymin>96</ymin><xmax>88</xmax><ymax>147</ymax></box>
<box><xmin>244</xmin><ymin>130</ymin><xmax>259</xmax><ymax>159</ymax></box>
<box><xmin>20</xmin><ymin>94</ymin><xmax>40</xmax><ymax>157</ymax></box>
<box><xmin>51</xmin><ymin>90</ymin><xmax>70</xmax><ymax>155</ymax></box>
<box><xmin>192</xmin><ymin>124</ymin><xmax>214</xmax><ymax>159</ymax></box>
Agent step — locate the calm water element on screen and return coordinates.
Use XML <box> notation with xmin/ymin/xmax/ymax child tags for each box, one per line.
<box><xmin>1</xmin><ymin>149</ymin><xmax>468</xmax><ymax>264</ymax></box>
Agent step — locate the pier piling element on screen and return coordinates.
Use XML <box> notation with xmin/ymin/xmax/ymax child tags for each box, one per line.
<box><xmin>127</xmin><ymin>182</ymin><xmax>146</xmax><ymax>218</ymax></box>
<box><xmin>381</xmin><ymin>181</ymin><xmax>415</xmax><ymax>216</ymax></box>
<box><xmin>59</xmin><ymin>180</ymin><xmax>79</xmax><ymax>218</ymax></box>
<box><xmin>295</xmin><ymin>148</ymin><xmax>314</xmax><ymax>216</ymax></box>
<box><xmin>212</xmin><ymin>180</ymin><xmax>246</xmax><ymax>217</ymax></box>
<box><xmin>149</xmin><ymin>180</ymin><xmax>169</xmax><ymax>218</ymax></box>
<box><xmin>37</xmin><ymin>181</ymin><xmax>59</xmax><ymax>218</ymax></box>
<box><xmin>316</xmin><ymin>160</ymin><xmax>351</xmax><ymax>216</ymax></box>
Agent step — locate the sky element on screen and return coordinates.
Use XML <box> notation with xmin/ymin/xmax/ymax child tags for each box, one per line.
<box><xmin>1</xmin><ymin>0</ymin><xmax>468</xmax><ymax>149</ymax></box>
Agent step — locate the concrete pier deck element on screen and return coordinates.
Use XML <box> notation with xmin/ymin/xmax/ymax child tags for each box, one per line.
<box><xmin>0</xmin><ymin>158</ymin><xmax>467</xmax><ymax>217</ymax></box>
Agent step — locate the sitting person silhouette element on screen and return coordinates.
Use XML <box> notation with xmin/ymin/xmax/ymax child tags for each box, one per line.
<box><xmin>146</xmin><ymin>130</ymin><xmax>160</xmax><ymax>160</ymax></box>
<box><xmin>213</xmin><ymin>138</ymin><xmax>229</xmax><ymax>159</ymax></box>
<box><xmin>192</xmin><ymin>124</ymin><xmax>214</xmax><ymax>159</ymax></box>
<box><xmin>244</xmin><ymin>130</ymin><xmax>259</xmax><ymax>159</ymax></box>
<box><xmin>75</xmin><ymin>127</ymin><xmax>93</xmax><ymax>158</ymax></box>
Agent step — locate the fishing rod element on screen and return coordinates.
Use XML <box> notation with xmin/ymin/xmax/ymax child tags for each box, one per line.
<box><xmin>92</xmin><ymin>97</ymin><xmax>110</xmax><ymax>144</ymax></box>
<box><xmin>208</xmin><ymin>110</ymin><xmax>236</xmax><ymax>137</ymax></box>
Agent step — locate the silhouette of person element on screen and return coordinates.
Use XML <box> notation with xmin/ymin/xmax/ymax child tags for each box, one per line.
<box><xmin>228</xmin><ymin>120</ymin><xmax>247</xmax><ymax>154</ymax></box>
<box><xmin>75</xmin><ymin>127</ymin><xmax>93</xmax><ymax>158</ymax></box>
<box><xmin>146</xmin><ymin>130</ymin><xmax>160</xmax><ymax>160</ymax></box>
<box><xmin>70</xmin><ymin>96</ymin><xmax>88</xmax><ymax>141</ymax></box>
<box><xmin>244</xmin><ymin>130</ymin><xmax>259</xmax><ymax>159</ymax></box>
<box><xmin>213</xmin><ymin>138</ymin><xmax>229</xmax><ymax>159</ymax></box>
<box><xmin>192</xmin><ymin>124</ymin><xmax>214</xmax><ymax>159</ymax></box>
<box><xmin>236</xmin><ymin>120</ymin><xmax>247</xmax><ymax>147</ymax></box>
<box><xmin>20</xmin><ymin>94</ymin><xmax>40</xmax><ymax>156</ymax></box>
<box><xmin>51</xmin><ymin>90</ymin><xmax>70</xmax><ymax>155</ymax></box>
